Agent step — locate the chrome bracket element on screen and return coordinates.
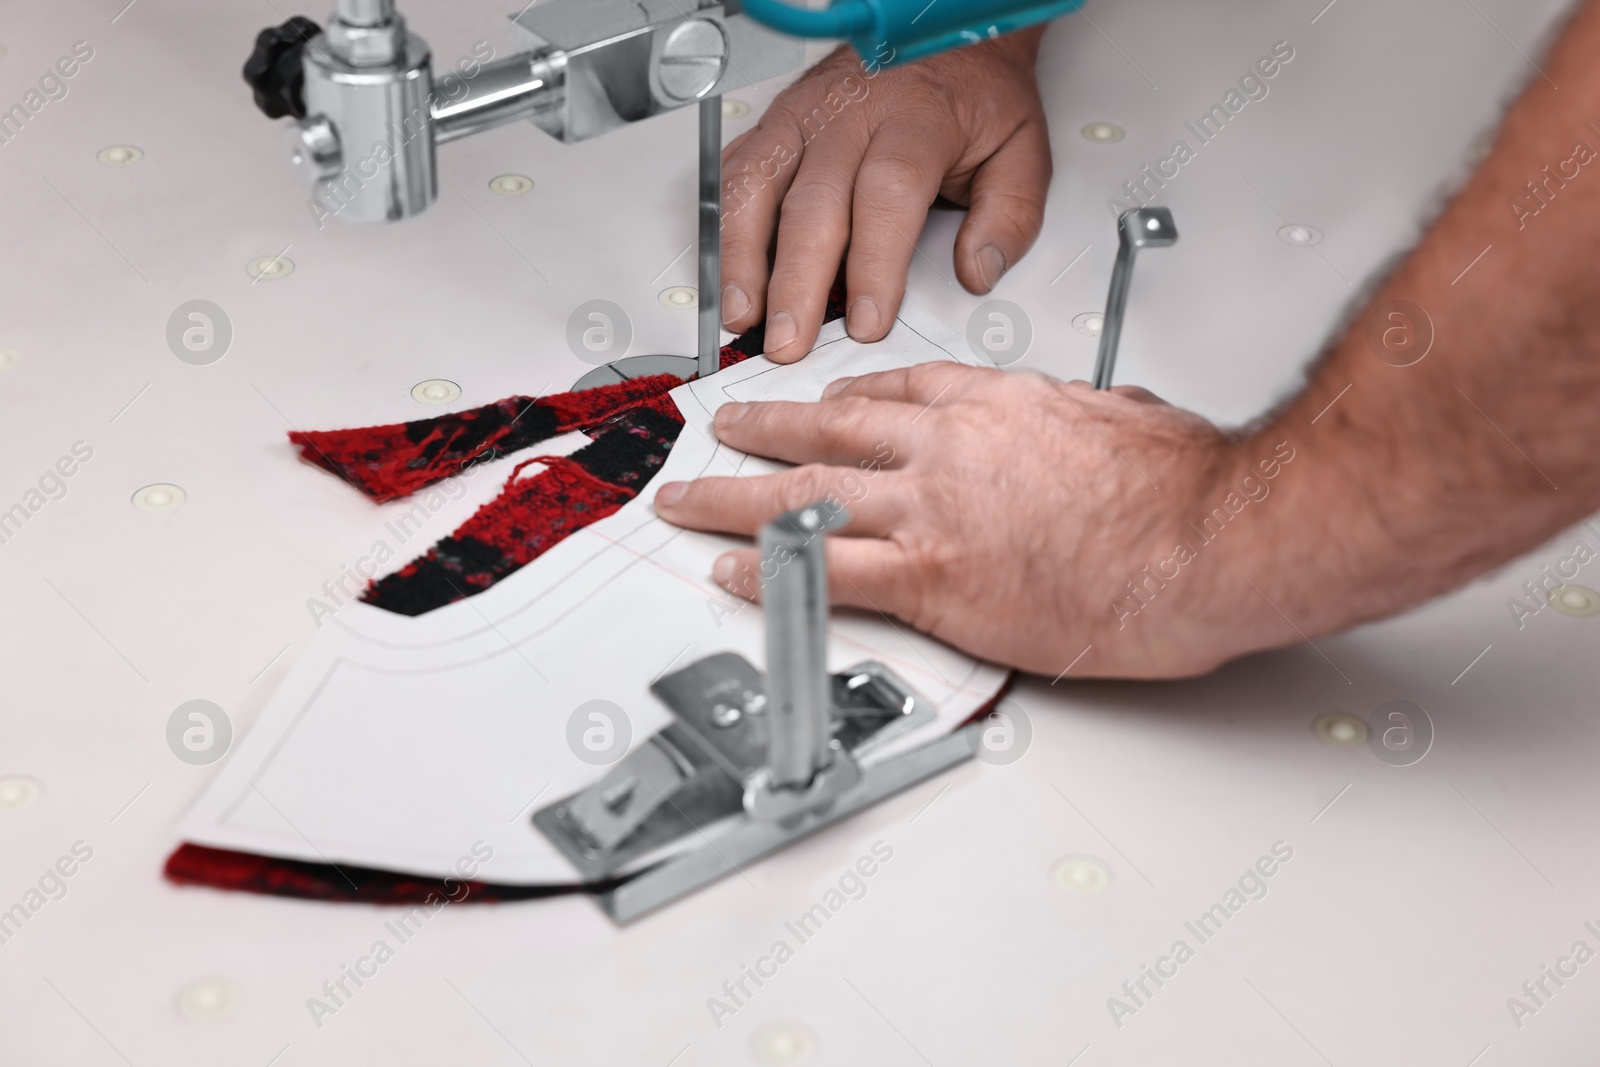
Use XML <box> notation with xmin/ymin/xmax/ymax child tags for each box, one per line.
<box><xmin>533</xmin><ymin>503</ymin><xmax>977</xmax><ymax>922</ymax></box>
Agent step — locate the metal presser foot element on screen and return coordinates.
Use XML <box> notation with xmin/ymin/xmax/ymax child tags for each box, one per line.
<box><xmin>571</xmin><ymin>93</ymin><xmax>727</xmax><ymax>390</ymax></box>
<box><xmin>1092</xmin><ymin>207</ymin><xmax>1178</xmax><ymax>390</ymax></box>
<box><xmin>533</xmin><ymin>503</ymin><xmax>979</xmax><ymax>922</ymax></box>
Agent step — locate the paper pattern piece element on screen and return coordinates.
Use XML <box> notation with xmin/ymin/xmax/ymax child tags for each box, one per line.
<box><xmin>178</xmin><ymin>303</ymin><xmax>1008</xmax><ymax>885</ymax></box>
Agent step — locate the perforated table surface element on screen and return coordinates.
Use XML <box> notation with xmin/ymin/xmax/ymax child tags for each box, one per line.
<box><xmin>2</xmin><ymin>0</ymin><xmax>1596</xmax><ymax>1063</ymax></box>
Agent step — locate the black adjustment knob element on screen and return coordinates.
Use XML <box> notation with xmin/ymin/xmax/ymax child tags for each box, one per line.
<box><xmin>243</xmin><ymin>16</ymin><xmax>322</xmax><ymax>120</ymax></box>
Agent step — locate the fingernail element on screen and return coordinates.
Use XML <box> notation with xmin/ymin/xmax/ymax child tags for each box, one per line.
<box><xmin>721</xmin><ymin>284</ymin><xmax>749</xmax><ymax>325</ymax></box>
<box><xmin>712</xmin><ymin>554</ymin><xmax>737</xmax><ymax>586</ymax></box>
<box><xmin>976</xmin><ymin>244</ymin><xmax>1008</xmax><ymax>292</ymax></box>
<box><xmin>715</xmin><ymin>402</ymin><xmax>748</xmax><ymax>429</ymax></box>
<box><xmin>822</xmin><ymin>376</ymin><xmax>857</xmax><ymax>398</ymax></box>
<box><xmin>764</xmin><ymin>311</ymin><xmax>797</xmax><ymax>354</ymax></box>
<box><xmin>846</xmin><ymin>297</ymin><xmax>880</xmax><ymax>340</ymax></box>
<box><xmin>655</xmin><ymin>481</ymin><xmax>687</xmax><ymax>506</ymax></box>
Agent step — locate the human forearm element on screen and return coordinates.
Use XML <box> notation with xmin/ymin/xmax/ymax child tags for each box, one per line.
<box><xmin>1232</xmin><ymin>0</ymin><xmax>1600</xmax><ymax>641</ymax></box>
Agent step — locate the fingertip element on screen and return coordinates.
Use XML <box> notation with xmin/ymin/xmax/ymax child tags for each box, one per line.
<box><xmin>654</xmin><ymin>480</ymin><xmax>688</xmax><ymax>508</ymax></box>
<box><xmin>974</xmin><ymin>244</ymin><xmax>1008</xmax><ymax>294</ymax></box>
<box><xmin>714</xmin><ymin>550</ymin><xmax>763</xmax><ymax>602</ymax></box>
<box><xmin>712</xmin><ymin>402</ymin><xmax>749</xmax><ymax>435</ymax></box>
<box><xmin>846</xmin><ymin>296</ymin><xmax>882</xmax><ymax>341</ymax></box>
<box><xmin>761</xmin><ymin>326</ymin><xmax>819</xmax><ymax>363</ymax></box>
<box><xmin>763</xmin><ymin>310</ymin><xmax>799</xmax><ymax>360</ymax></box>
<box><xmin>821</xmin><ymin>375</ymin><xmax>858</xmax><ymax>398</ymax></box>
<box><xmin>719</xmin><ymin>259</ymin><xmax>769</xmax><ymax>332</ymax></box>
<box><xmin>721</xmin><ymin>284</ymin><xmax>752</xmax><ymax>329</ymax></box>
<box><xmin>955</xmin><ymin>234</ymin><xmax>1017</xmax><ymax>295</ymax></box>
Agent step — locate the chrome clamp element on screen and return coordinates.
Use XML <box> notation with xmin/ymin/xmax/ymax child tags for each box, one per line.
<box><xmin>533</xmin><ymin>502</ymin><xmax>978</xmax><ymax>922</ymax></box>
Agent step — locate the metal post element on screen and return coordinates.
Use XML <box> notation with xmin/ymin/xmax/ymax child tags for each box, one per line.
<box><xmin>1091</xmin><ymin>207</ymin><xmax>1178</xmax><ymax>390</ymax></box>
<box><xmin>698</xmin><ymin>95</ymin><xmax>723</xmax><ymax>379</ymax></box>
<box><xmin>760</xmin><ymin>505</ymin><xmax>840</xmax><ymax>788</ymax></box>
<box><xmin>1091</xmin><ymin>240</ymin><xmax>1134</xmax><ymax>390</ymax></box>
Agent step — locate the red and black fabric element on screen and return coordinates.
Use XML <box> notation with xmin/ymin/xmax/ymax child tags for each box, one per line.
<box><xmin>163</xmin><ymin>843</ymin><xmax>622</xmax><ymax>904</ymax></box>
<box><xmin>287</xmin><ymin>373</ymin><xmax>683</xmax><ymax>504</ymax></box>
<box><xmin>288</xmin><ymin>285</ymin><xmax>846</xmax><ymax>617</ymax></box>
<box><xmin>362</xmin><ymin>393</ymin><xmax>685</xmax><ymax>615</ymax></box>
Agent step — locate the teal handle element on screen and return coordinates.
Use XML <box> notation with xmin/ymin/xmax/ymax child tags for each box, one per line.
<box><xmin>739</xmin><ymin>0</ymin><xmax>1082</xmax><ymax>64</ymax></box>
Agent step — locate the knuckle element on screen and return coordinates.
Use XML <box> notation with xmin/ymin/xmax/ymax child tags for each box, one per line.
<box><xmin>879</xmin><ymin>67</ymin><xmax>958</xmax><ymax>115</ymax></box>
<box><xmin>704</xmin><ymin>476</ymin><xmax>743</xmax><ymax>508</ymax></box>
<box><xmin>784</xmin><ymin>464</ymin><xmax>837</xmax><ymax>509</ymax></box>
<box><xmin>846</xmin><ymin>253</ymin><xmax>911</xmax><ymax>300</ymax></box>
<box><xmin>719</xmin><ymin>216</ymin><xmax>768</xmax><ymax>258</ymax></box>
<box><xmin>972</xmin><ymin>189</ymin><xmax>1049</xmax><ymax>246</ymax></box>
<box><xmin>857</xmin><ymin>153</ymin><xmax>931</xmax><ymax>203</ymax></box>
<box><xmin>722</xmin><ymin>126</ymin><xmax>803</xmax><ymax>211</ymax></box>
<box><xmin>979</xmin><ymin>186</ymin><xmax>1048</xmax><ymax>228</ymax></box>
<box><xmin>721</xmin><ymin>171</ymin><xmax>774</xmax><ymax>213</ymax></box>
<box><xmin>906</xmin><ymin>361</ymin><xmax>961</xmax><ymax>397</ymax></box>
<box><xmin>762</xmin><ymin>272</ymin><xmax>822</xmax><ymax>318</ymax></box>
<box><xmin>889</xmin><ymin>531</ymin><xmax>943</xmax><ymax>633</ymax></box>
<box><xmin>782</xmin><ymin>177</ymin><xmax>853</xmax><ymax>220</ymax></box>
<box><xmin>724</xmin><ymin>125</ymin><xmax>790</xmax><ymax>174</ymax></box>
<box><xmin>824</xmin><ymin>396</ymin><xmax>878</xmax><ymax>437</ymax></box>
<box><xmin>679</xmin><ymin>477</ymin><xmax>728</xmax><ymax>516</ymax></box>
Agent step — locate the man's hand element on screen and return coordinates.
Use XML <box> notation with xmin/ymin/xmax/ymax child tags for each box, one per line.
<box><xmin>653</xmin><ymin>365</ymin><xmax>1265</xmax><ymax>679</ymax></box>
<box><xmin>721</xmin><ymin>32</ymin><xmax>1051</xmax><ymax>361</ymax></box>
<box><xmin>666</xmin><ymin>2</ymin><xmax>1600</xmax><ymax>681</ymax></box>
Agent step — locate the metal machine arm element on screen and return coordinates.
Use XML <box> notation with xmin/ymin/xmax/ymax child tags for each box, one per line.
<box><xmin>247</xmin><ymin>0</ymin><xmax>802</xmax><ymax>226</ymax></box>
<box><xmin>244</xmin><ymin>0</ymin><xmax>800</xmax><ymax>379</ymax></box>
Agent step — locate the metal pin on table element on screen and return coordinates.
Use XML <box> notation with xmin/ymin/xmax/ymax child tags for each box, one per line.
<box><xmin>1092</xmin><ymin>207</ymin><xmax>1178</xmax><ymax>389</ymax></box>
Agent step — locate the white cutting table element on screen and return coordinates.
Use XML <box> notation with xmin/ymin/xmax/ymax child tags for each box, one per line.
<box><xmin>2</xmin><ymin>0</ymin><xmax>1597</xmax><ymax>1063</ymax></box>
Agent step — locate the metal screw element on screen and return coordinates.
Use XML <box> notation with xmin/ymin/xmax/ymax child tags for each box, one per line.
<box><xmin>657</xmin><ymin>18</ymin><xmax>728</xmax><ymax>102</ymax></box>
<box><xmin>285</xmin><ymin>117</ymin><xmax>342</xmax><ymax>186</ymax></box>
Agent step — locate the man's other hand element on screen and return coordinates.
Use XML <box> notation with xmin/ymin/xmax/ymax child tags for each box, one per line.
<box><xmin>721</xmin><ymin>32</ymin><xmax>1052</xmax><ymax>362</ymax></box>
